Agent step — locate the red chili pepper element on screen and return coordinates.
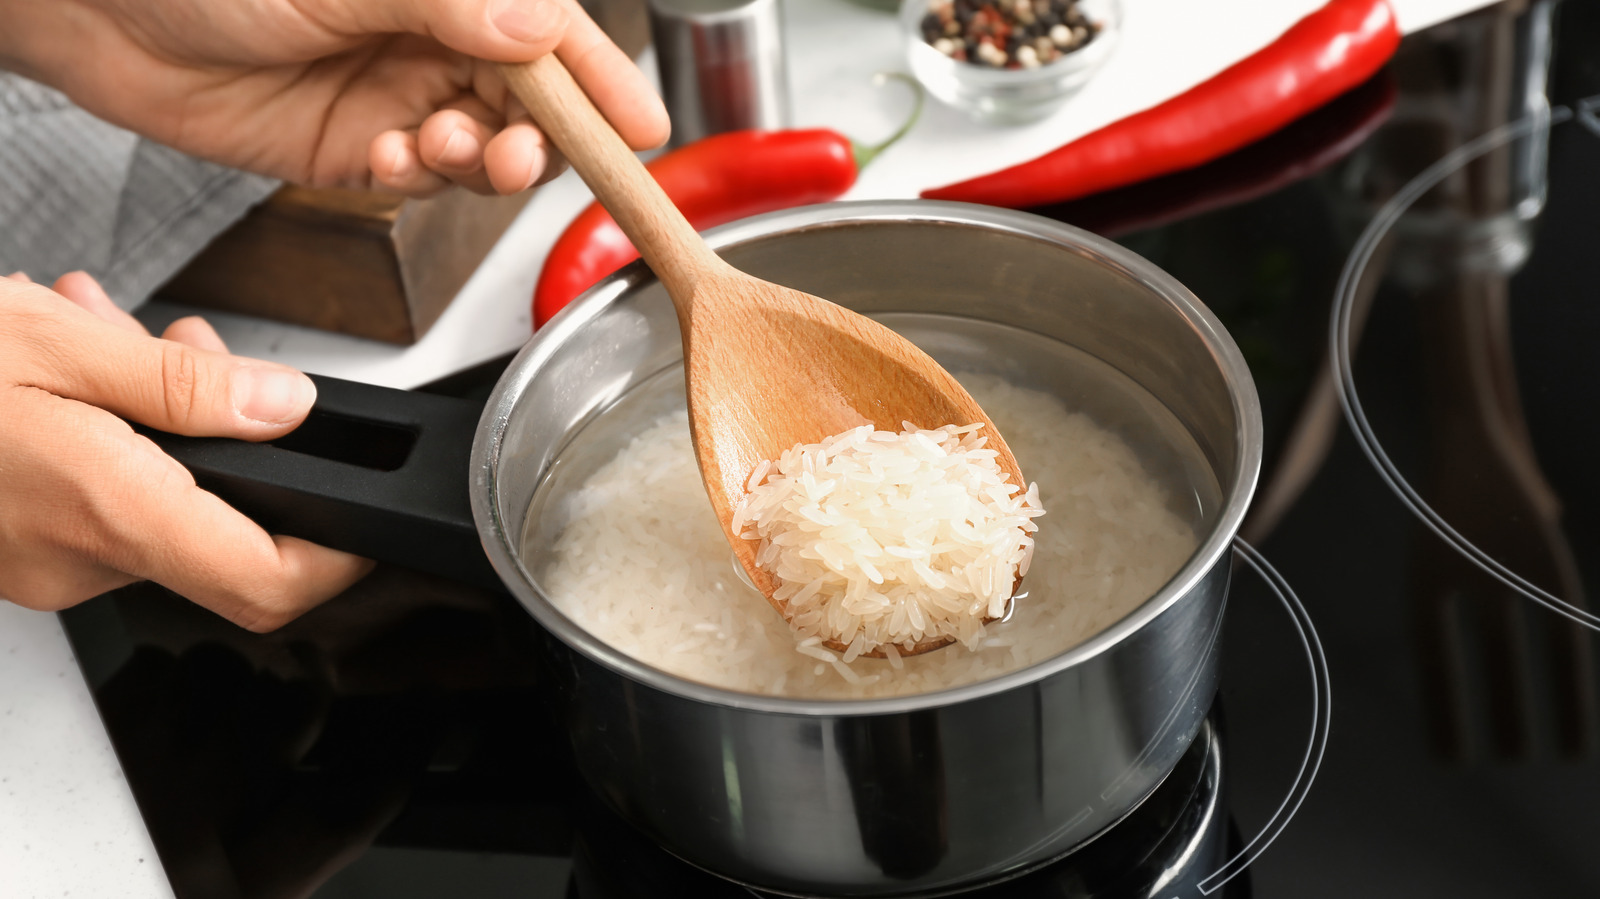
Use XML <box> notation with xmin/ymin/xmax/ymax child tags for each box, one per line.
<box><xmin>921</xmin><ymin>0</ymin><xmax>1401</xmax><ymax>208</ymax></box>
<box><xmin>1056</xmin><ymin>71</ymin><xmax>1396</xmax><ymax>239</ymax></box>
<box><xmin>534</xmin><ymin>79</ymin><xmax>922</xmax><ymax>329</ymax></box>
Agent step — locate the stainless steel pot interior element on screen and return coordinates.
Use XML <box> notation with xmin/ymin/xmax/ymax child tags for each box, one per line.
<box><xmin>476</xmin><ymin>201</ymin><xmax>1260</xmax><ymax>713</ymax></box>
<box><xmin>468</xmin><ymin>201</ymin><xmax>1262</xmax><ymax>895</ymax></box>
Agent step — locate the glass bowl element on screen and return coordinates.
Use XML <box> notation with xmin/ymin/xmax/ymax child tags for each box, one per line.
<box><xmin>900</xmin><ymin>0</ymin><xmax>1121</xmax><ymax>124</ymax></box>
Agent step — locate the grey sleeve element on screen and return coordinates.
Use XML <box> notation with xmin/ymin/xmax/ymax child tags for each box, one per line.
<box><xmin>0</xmin><ymin>73</ymin><xmax>280</xmax><ymax>310</ymax></box>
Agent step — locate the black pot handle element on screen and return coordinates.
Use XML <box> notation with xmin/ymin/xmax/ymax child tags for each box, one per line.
<box><xmin>138</xmin><ymin>374</ymin><xmax>503</xmax><ymax>592</ymax></box>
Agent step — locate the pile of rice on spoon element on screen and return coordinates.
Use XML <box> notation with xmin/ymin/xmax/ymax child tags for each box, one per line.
<box><xmin>732</xmin><ymin>422</ymin><xmax>1044</xmax><ymax>659</ymax></box>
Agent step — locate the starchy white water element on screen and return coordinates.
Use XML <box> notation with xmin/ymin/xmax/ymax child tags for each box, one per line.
<box><xmin>540</xmin><ymin>372</ymin><xmax>1199</xmax><ymax>699</ymax></box>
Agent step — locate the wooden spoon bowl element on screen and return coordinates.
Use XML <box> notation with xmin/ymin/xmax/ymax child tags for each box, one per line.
<box><xmin>500</xmin><ymin>56</ymin><xmax>1025</xmax><ymax>656</ymax></box>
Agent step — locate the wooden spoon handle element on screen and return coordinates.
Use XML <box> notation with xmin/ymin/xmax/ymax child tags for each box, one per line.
<box><xmin>498</xmin><ymin>56</ymin><xmax>716</xmax><ymax>301</ymax></box>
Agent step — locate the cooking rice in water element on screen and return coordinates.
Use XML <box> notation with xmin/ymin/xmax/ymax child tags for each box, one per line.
<box><xmin>543</xmin><ymin>373</ymin><xmax>1198</xmax><ymax>700</ymax></box>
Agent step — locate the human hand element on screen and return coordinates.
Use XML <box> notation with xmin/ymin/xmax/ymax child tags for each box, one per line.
<box><xmin>0</xmin><ymin>0</ymin><xmax>668</xmax><ymax>196</ymax></box>
<box><xmin>0</xmin><ymin>272</ymin><xmax>372</xmax><ymax>629</ymax></box>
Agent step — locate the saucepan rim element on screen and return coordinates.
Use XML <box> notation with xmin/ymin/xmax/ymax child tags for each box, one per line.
<box><xmin>470</xmin><ymin>200</ymin><xmax>1262</xmax><ymax>716</ymax></box>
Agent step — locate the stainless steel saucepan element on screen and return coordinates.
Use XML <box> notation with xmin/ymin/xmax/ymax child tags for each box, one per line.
<box><xmin>154</xmin><ymin>201</ymin><xmax>1262</xmax><ymax>897</ymax></box>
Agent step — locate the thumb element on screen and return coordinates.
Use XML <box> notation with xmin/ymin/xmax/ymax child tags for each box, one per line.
<box><xmin>17</xmin><ymin>289</ymin><xmax>315</xmax><ymax>440</ymax></box>
<box><xmin>310</xmin><ymin>0</ymin><xmax>570</xmax><ymax>62</ymax></box>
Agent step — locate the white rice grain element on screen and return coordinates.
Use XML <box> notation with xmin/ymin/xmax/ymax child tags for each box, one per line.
<box><xmin>734</xmin><ymin>422</ymin><xmax>1043</xmax><ymax>653</ymax></box>
<box><xmin>541</xmin><ymin>373</ymin><xmax>1199</xmax><ymax>700</ymax></box>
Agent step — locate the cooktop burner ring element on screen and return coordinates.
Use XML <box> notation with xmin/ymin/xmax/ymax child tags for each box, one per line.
<box><xmin>1196</xmin><ymin>541</ymin><xmax>1330</xmax><ymax>897</ymax></box>
<box><xmin>616</xmin><ymin>540</ymin><xmax>1328</xmax><ymax>899</ymax></box>
<box><xmin>1330</xmin><ymin>97</ymin><xmax>1600</xmax><ymax>633</ymax></box>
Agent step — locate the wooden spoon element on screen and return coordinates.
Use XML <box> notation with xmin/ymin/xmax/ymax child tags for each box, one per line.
<box><xmin>500</xmin><ymin>56</ymin><xmax>1026</xmax><ymax>656</ymax></box>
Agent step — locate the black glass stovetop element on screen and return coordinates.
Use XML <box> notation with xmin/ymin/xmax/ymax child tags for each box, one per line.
<box><xmin>61</xmin><ymin>1</ymin><xmax>1600</xmax><ymax>896</ymax></box>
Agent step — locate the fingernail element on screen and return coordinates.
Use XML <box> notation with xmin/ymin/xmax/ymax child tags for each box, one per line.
<box><xmin>520</xmin><ymin>145</ymin><xmax>547</xmax><ymax>191</ymax></box>
<box><xmin>439</xmin><ymin>128</ymin><xmax>474</xmax><ymax>169</ymax></box>
<box><xmin>6</xmin><ymin>271</ymin><xmax>31</xmax><ymax>282</ymax></box>
<box><xmin>233</xmin><ymin>367</ymin><xmax>316</xmax><ymax>424</ymax></box>
<box><xmin>494</xmin><ymin>0</ymin><xmax>562</xmax><ymax>43</ymax></box>
<box><xmin>388</xmin><ymin>142</ymin><xmax>415</xmax><ymax>179</ymax></box>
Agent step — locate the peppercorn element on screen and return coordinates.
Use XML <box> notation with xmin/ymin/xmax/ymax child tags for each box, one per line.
<box><xmin>923</xmin><ymin>0</ymin><xmax>1097</xmax><ymax>69</ymax></box>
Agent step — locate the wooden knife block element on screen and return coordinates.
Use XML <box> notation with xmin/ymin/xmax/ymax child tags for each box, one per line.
<box><xmin>159</xmin><ymin>187</ymin><xmax>530</xmax><ymax>344</ymax></box>
<box><xmin>158</xmin><ymin>0</ymin><xmax>649</xmax><ymax>345</ymax></box>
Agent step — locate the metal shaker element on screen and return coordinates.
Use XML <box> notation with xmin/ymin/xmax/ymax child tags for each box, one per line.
<box><xmin>648</xmin><ymin>0</ymin><xmax>791</xmax><ymax>147</ymax></box>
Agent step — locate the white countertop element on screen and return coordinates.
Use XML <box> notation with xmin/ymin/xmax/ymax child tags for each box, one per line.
<box><xmin>0</xmin><ymin>0</ymin><xmax>1490</xmax><ymax>895</ymax></box>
